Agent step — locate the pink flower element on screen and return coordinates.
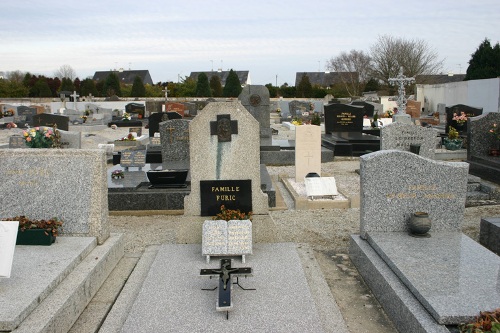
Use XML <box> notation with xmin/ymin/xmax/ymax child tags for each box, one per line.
<box><xmin>35</xmin><ymin>127</ymin><xmax>40</xmax><ymax>131</ymax></box>
<box><xmin>26</xmin><ymin>137</ymin><xmax>32</xmax><ymax>142</ymax></box>
<box><xmin>45</xmin><ymin>133</ymin><xmax>51</xmax><ymax>138</ymax></box>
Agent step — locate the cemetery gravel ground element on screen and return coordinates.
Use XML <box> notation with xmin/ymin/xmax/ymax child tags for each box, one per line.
<box><xmin>2</xmin><ymin>125</ymin><xmax>500</xmax><ymax>333</ymax></box>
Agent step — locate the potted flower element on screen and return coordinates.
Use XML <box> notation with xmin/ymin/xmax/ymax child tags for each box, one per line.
<box><xmin>122</xmin><ymin>112</ymin><xmax>131</xmax><ymax>121</ymax></box>
<box><xmin>22</xmin><ymin>127</ymin><xmax>55</xmax><ymax>148</ymax></box>
<box><xmin>111</xmin><ymin>169</ymin><xmax>124</xmax><ymax>179</ymax></box>
<box><xmin>0</xmin><ymin>216</ymin><xmax>63</xmax><ymax>245</ymax></box>
<box><xmin>488</xmin><ymin>123</ymin><xmax>500</xmax><ymax>156</ymax></box>
<box><xmin>443</xmin><ymin>126</ymin><xmax>463</xmax><ymax>150</ymax></box>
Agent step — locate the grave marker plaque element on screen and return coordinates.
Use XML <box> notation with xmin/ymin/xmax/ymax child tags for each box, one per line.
<box><xmin>129</xmin><ymin>127</ymin><xmax>142</xmax><ymax>137</ymax></box>
<box><xmin>9</xmin><ymin>136</ymin><xmax>25</xmax><ymax>148</ymax></box>
<box><xmin>120</xmin><ymin>149</ymin><xmax>147</xmax><ymax>168</ymax></box>
<box><xmin>324</xmin><ymin>103</ymin><xmax>364</xmax><ymax>133</ymax></box>
<box><xmin>200</xmin><ymin>180</ymin><xmax>252</xmax><ymax>216</ymax></box>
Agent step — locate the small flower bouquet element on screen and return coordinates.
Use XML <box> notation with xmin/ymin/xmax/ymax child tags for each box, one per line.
<box><xmin>291</xmin><ymin>117</ymin><xmax>303</xmax><ymax>126</ymax></box>
<box><xmin>122</xmin><ymin>112</ymin><xmax>131</xmax><ymax>121</ymax></box>
<box><xmin>111</xmin><ymin>169</ymin><xmax>124</xmax><ymax>179</ymax></box>
<box><xmin>383</xmin><ymin>109</ymin><xmax>394</xmax><ymax>118</ymax></box>
<box><xmin>22</xmin><ymin>127</ymin><xmax>55</xmax><ymax>148</ymax></box>
<box><xmin>119</xmin><ymin>133</ymin><xmax>136</xmax><ymax>141</ymax></box>
<box><xmin>213</xmin><ymin>205</ymin><xmax>252</xmax><ymax>221</ymax></box>
<box><xmin>452</xmin><ymin>111</ymin><xmax>467</xmax><ymax>124</ymax></box>
<box><xmin>80</xmin><ymin>115</ymin><xmax>88</xmax><ymax>123</ymax></box>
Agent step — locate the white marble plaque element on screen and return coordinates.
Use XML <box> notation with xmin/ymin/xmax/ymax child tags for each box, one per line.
<box><xmin>0</xmin><ymin>221</ymin><xmax>19</xmax><ymax>278</ymax></box>
<box><xmin>305</xmin><ymin>177</ymin><xmax>338</xmax><ymax>197</ymax></box>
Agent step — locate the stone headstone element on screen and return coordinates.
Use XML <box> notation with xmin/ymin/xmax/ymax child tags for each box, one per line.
<box><xmin>445</xmin><ymin>104</ymin><xmax>483</xmax><ymax>134</ymax></box>
<box><xmin>288</xmin><ymin>100</ymin><xmax>309</xmax><ymax>118</ymax></box>
<box><xmin>16</xmin><ymin>106</ymin><xmax>37</xmax><ymax>126</ymax></box>
<box><xmin>165</xmin><ymin>102</ymin><xmax>185</xmax><ymax>117</ymax></box>
<box><xmin>58</xmin><ymin>129</ymin><xmax>82</xmax><ymax>149</ymax></box>
<box><xmin>9</xmin><ymin>136</ymin><xmax>25</xmax><ymax>148</ymax></box>
<box><xmin>0</xmin><ymin>149</ymin><xmax>109</xmax><ymax>244</ymax></box>
<box><xmin>159</xmin><ymin>119</ymin><xmax>190</xmax><ymax>168</ymax></box>
<box><xmin>148</xmin><ymin>112</ymin><xmax>182</xmax><ymax>137</ymax></box>
<box><xmin>351</xmin><ymin>101</ymin><xmax>375</xmax><ymax>117</ymax></box>
<box><xmin>437</xmin><ymin>103</ymin><xmax>446</xmax><ymax>114</ymax></box>
<box><xmin>183</xmin><ymin>101</ymin><xmax>268</xmax><ymax>216</ymax></box>
<box><xmin>238</xmin><ymin>85</ymin><xmax>271</xmax><ymax>138</ymax></box>
<box><xmin>295</xmin><ymin>125</ymin><xmax>322</xmax><ymax>182</ymax></box>
<box><xmin>129</xmin><ymin>127</ymin><xmax>143</xmax><ymax>137</ymax></box>
<box><xmin>324</xmin><ymin>103</ymin><xmax>364</xmax><ymax>133</ymax></box>
<box><xmin>32</xmin><ymin>113</ymin><xmax>69</xmax><ymax>131</ymax></box>
<box><xmin>406</xmin><ymin>100</ymin><xmax>421</xmax><ymax>119</ymax></box>
<box><xmin>125</xmin><ymin>103</ymin><xmax>145</xmax><ymax>119</ymax></box>
<box><xmin>359</xmin><ymin>150</ymin><xmax>468</xmax><ymax>239</ymax></box>
<box><xmin>120</xmin><ymin>148</ymin><xmax>147</xmax><ymax>169</ymax></box>
<box><xmin>381</xmin><ymin>123</ymin><xmax>436</xmax><ymax>159</ymax></box>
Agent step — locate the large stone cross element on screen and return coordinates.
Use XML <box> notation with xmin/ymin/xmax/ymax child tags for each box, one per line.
<box><xmin>388</xmin><ymin>67</ymin><xmax>415</xmax><ymax>115</ymax></box>
<box><xmin>210</xmin><ymin>114</ymin><xmax>238</xmax><ymax>142</ymax></box>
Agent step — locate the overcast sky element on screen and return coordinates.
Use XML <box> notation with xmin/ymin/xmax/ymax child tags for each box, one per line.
<box><xmin>1</xmin><ymin>0</ymin><xmax>499</xmax><ymax>86</ymax></box>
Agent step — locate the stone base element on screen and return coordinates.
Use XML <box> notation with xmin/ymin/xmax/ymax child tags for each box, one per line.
<box><xmin>0</xmin><ymin>234</ymin><xmax>124</xmax><ymax>333</ymax></box>
<box><xmin>281</xmin><ymin>177</ymin><xmax>351</xmax><ymax>209</ymax></box>
<box><xmin>321</xmin><ymin>132</ymin><xmax>380</xmax><ymax>157</ymax></box>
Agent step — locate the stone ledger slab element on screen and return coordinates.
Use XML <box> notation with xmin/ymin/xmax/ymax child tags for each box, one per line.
<box><xmin>367</xmin><ymin>232</ymin><xmax>500</xmax><ymax>325</ymax></box>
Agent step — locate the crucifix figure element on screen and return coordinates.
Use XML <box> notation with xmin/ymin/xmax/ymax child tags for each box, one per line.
<box><xmin>210</xmin><ymin>114</ymin><xmax>238</xmax><ymax>142</ymax></box>
<box><xmin>388</xmin><ymin>67</ymin><xmax>415</xmax><ymax>115</ymax></box>
<box><xmin>200</xmin><ymin>258</ymin><xmax>254</xmax><ymax>318</ymax></box>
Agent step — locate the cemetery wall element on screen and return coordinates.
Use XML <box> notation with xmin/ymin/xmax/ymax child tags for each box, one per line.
<box><xmin>416</xmin><ymin>77</ymin><xmax>500</xmax><ymax>113</ymax></box>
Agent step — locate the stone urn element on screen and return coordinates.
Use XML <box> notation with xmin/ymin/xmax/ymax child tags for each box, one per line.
<box><xmin>409</xmin><ymin>212</ymin><xmax>431</xmax><ymax>237</ymax></box>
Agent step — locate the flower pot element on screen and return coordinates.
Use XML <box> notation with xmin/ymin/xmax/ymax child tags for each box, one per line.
<box><xmin>443</xmin><ymin>138</ymin><xmax>463</xmax><ymax>151</ymax></box>
<box><xmin>409</xmin><ymin>212</ymin><xmax>431</xmax><ymax>237</ymax></box>
<box><xmin>16</xmin><ymin>229</ymin><xmax>56</xmax><ymax>245</ymax></box>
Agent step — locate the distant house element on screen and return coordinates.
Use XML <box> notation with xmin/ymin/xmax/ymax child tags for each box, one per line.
<box><xmin>295</xmin><ymin>72</ymin><xmax>358</xmax><ymax>88</ymax></box>
<box><xmin>415</xmin><ymin>74</ymin><xmax>466</xmax><ymax>84</ymax></box>
<box><xmin>188</xmin><ymin>71</ymin><xmax>251</xmax><ymax>86</ymax></box>
<box><xmin>92</xmin><ymin>70</ymin><xmax>153</xmax><ymax>85</ymax></box>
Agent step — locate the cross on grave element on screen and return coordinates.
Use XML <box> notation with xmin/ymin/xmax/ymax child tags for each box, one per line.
<box><xmin>388</xmin><ymin>67</ymin><xmax>415</xmax><ymax>115</ymax></box>
<box><xmin>200</xmin><ymin>258</ymin><xmax>254</xmax><ymax>319</ymax></box>
<box><xmin>304</xmin><ymin>151</ymin><xmax>314</xmax><ymax>166</ymax></box>
<box><xmin>71</xmin><ymin>91</ymin><xmax>80</xmax><ymax>111</ymax></box>
<box><xmin>165</xmin><ymin>126</ymin><xmax>175</xmax><ymax>143</ymax></box>
<box><xmin>210</xmin><ymin>114</ymin><xmax>238</xmax><ymax>142</ymax></box>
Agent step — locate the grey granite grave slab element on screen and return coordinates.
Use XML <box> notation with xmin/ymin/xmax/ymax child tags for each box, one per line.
<box><xmin>118</xmin><ymin>243</ymin><xmax>344</xmax><ymax>333</ymax></box>
<box><xmin>366</xmin><ymin>231</ymin><xmax>500</xmax><ymax>325</ymax></box>
<box><xmin>58</xmin><ymin>129</ymin><xmax>82</xmax><ymax>148</ymax></box>
<box><xmin>0</xmin><ymin>149</ymin><xmax>109</xmax><ymax>243</ymax></box>
<box><xmin>0</xmin><ymin>237</ymin><xmax>96</xmax><ymax>331</ymax></box>
<box><xmin>183</xmin><ymin>101</ymin><xmax>268</xmax><ymax>216</ymax></box>
<box><xmin>381</xmin><ymin>122</ymin><xmax>437</xmax><ymax>159</ymax></box>
<box><xmin>360</xmin><ymin>150</ymin><xmax>468</xmax><ymax>239</ymax></box>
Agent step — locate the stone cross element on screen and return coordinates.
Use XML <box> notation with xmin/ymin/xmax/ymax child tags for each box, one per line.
<box><xmin>210</xmin><ymin>114</ymin><xmax>238</xmax><ymax>142</ymax></box>
<box><xmin>388</xmin><ymin>67</ymin><xmax>415</xmax><ymax>115</ymax></box>
<box><xmin>71</xmin><ymin>91</ymin><xmax>80</xmax><ymax>111</ymax></box>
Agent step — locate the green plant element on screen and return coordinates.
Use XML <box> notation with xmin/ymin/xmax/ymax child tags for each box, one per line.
<box><xmin>448</xmin><ymin>126</ymin><xmax>460</xmax><ymax>140</ymax></box>
<box><xmin>1</xmin><ymin>216</ymin><xmax>63</xmax><ymax>236</ymax></box>
<box><xmin>459</xmin><ymin>308</ymin><xmax>500</xmax><ymax>333</ymax></box>
<box><xmin>311</xmin><ymin>112</ymin><xmax>321</xmax><ymax>126</ymax></box>
<box><xmin>213</xmin><ymin>205</ymin><xmax>252</xmax><ymax>221</ymax></box>
<box><xmin>22</xmin><ymin>127</ymin><xmax>55</xmax><ymax>148</ymax></box>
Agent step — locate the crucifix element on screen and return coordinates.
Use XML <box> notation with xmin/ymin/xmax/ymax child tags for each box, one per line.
<box><xmin>210</xmin><ymin>114</ymin><xmax>238</xmax><ymax>142</ymax></box>
<box><xmin>200</xmin><ymin>258</ymin><xmax>254</xmax><ymax>319</ymax></box>
<box><xmin>71</xmin><ymin>90</ymin><xmax>80</xmax><ymax>111</ymax></box>
<box><xmin>388</xmin><ymin>67</ymin><xmax>415</xmax><ymax>115</ymax></box>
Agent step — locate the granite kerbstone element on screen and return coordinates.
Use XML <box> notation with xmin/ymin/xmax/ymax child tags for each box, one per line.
<box><xmin>359</xmin><ymin>150</ymin><xmax>469</xmax><ymax>239</ymax></box>
<box><xmin>0</xmin><ymin>149</ymin><xmax>110</xmax><ymax>243</ymax></box>
<box><xmin>381</xmin><ymin>122</ymin><xmax>437</xmax><ymax>159</ymax></box>
<box><xmin>183</xmin><ymin>101</ymin><xmax>268</xmax><ymax>216</ymax></box>
<box><xmin>367</xmin><ymin>232</ymin><xmax>500</xmax><ymax>325</ymax></box>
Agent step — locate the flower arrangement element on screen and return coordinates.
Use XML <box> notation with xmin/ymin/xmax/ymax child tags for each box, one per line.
<box><xmin>6</xmin><ymin>122</ymin><xmax>17</xmax><ymax>129</ymax></box>
<box><xmin>122</xmin><ymin>112</ymin><xmax>131</xmax><ymax>121</ymax></box>
<box><xmin>3</xmin><ymin>109</ymin><xmax>14</xmax><ymax>117</ymax></box>
<box><xmin>1</xmin><ymin>216</ymin><xmax>63</xmax><ymax>237</ymax></box>
<box><xmin>459</xmin><ymin>308</ymin><xmax>500</xmax><ymax>333</ymax></box>
<box><xmin>291</xmin><ymin>117</ymin><xmax>303</xmax><ymax>126</ymax></box>
<box><xmin>118</xmin><ymin>133</ymin><xmax>136</xmax><ymax>141</ymax></box>
<box><xmin>213</xmin><ymin>205</ymin><xmax>252</xmax><ymax>221</ymax></box>
<box><xmin>383</xmin><ymin>109</ymin><xmax>394</xmax><ymax>118</ymax></box>
<box><xmin>452</xmin><ymin>111</ymin><xmax>467</xmax><ymax>124</ymax></box>
<box><xmin>80</xmin><ymin>115</ymin><xmax>88</xmax><ymax>123</ymax></box>
<box><xmin>489</xmin><ymin>123</ymin><xmax>500</xmax><ymax>141</ymax></box>
<box><xmin>111</xmin><ymin>169</ymin><xmax>124</xmax><ymax>179</ymax></box>
<box><xmin>22</xmin><ymin>127</ymin><xmax>55</xmax><ymax>148</ymax></box>
<box><xmin>448</xmin><ymin>126</ymin><xmax>460</xmax><ymax>140</ymax></box>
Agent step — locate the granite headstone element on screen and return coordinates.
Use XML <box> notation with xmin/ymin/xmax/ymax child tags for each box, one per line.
<box><xmin>33</xmin><ymin>113</ymin><xmax>69</xmax><ymax>131</ymax></box>
<box><xmin>381</xmin><ymin>122</ymin><xmax>436</xmax><ymax>159</ymax></box>
<box><xmin>238</xmin><ymin>85</ymin><xmax>271</xmax><ymax>138</ymax></box>
<box><xmin>159</xmin><ymin>119</ymin><xmax>190</xmax><ymax>168</ymax></box>
<box><xmin>324</xmin><ymin>103</ymin><xmax>364</xmax><ymax>133</ymax></box>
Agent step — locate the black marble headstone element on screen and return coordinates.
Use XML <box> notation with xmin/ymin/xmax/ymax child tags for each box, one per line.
<box><xmin>445</xmin><ymin>104</ymin><xmax>483</xmax><ymax>134</ymax></box>
<box><xmin>200</xmin><ymin>179</ymin><xmax>252</xmax><ymax>216</ymax></box>
<box><xmin>125</xmin><ymin>103</ymin><xmax>145</xmax><ymax>119</ymax></box>
<box><xmin>32</xmin><ymin>113</ymin><xmax>69</xmax><ymax>131</ymax></box>
<box><xmin>324</xmin><ymin>103</ymin><xmax>364</xmax><ymax>133</ymax></box>
<box><xmin>351</xmin><ymin>101</ymin><xmax>375</xmax><ymax>117</ymax></box>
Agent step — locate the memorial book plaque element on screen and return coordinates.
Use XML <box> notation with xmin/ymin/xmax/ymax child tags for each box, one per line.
<box><xmin>202</xmin><ymin>219</ymin><xmax>253</xmax><ymax>262</ymax></box>
<box><xmin>120</xmin><ymin>149</ymin><xmax>146</xmax><ymax>168</ymax></box>
<box><xmin>200</xmin><ymin>180</ymin><xmax>252</xmax><ymax>216</ymax></box>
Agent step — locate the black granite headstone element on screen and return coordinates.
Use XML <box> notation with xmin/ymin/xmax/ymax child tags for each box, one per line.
<box><xmin>16</xmin><ymin>106</ymin><xmax>37</xmax><ymax>126</ymax></box>
<box><xmin>445</xmin><ymin>104</ymin><xmax>483</xmax><ymax>134</ymax></box>
<box><xmin>32</xmin><ymin>113</ymin><xmax>69</xmax><ymax>131</ymax></box>
<box><xmin>200</xmin><ymin>179</ymin><xmax>252</xmax><ymax>216</ymax></box>
<box><xmin>125</xmin><ymin>103</ymin><xmax>145</xmax><ymax>119</ymax></box>
<box><xmin>351</xmin><ymin>101</ymin><xmax>375</xmax><ymax>117</ymax></box>
<box><xmin>324</xmin><ymin>103</ymin><xmax>364</xmax><ymax>133</ymax></box>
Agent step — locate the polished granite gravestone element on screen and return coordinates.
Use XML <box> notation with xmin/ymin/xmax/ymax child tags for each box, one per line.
<box><xmin>33</xmin><ymin>113</ymin><xmax>69</xmax><ymax>131</ymax></box>
<box><xmin>321</xmin><ymin>132</ymin><xmax>380</xmax><ymax>157</ymax></box>
<box><xmin>349</xmin><ymin>150</ymin><xmax>500</xmax><ymax>332</ymax></box>
<box><xmin>467</xmin><ymin>112</ymin><xmax>500</xmax><ymax>184</ymax></box>
<box><xmin>480</xmin><ymin>217</ymin><xmax>500</xmax><ymax>255</ymax></box>
<box><xmin>324</xmin><ymin>103</ymin><xmax>364</xmax><ymax>133</ymax></box>
<box><xmin>445</xmin><ymin>104</ymin><xmax>483</xmax><ymax>135</ymax></box>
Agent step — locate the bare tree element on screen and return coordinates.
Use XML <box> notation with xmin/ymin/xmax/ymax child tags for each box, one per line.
<box><xmin>54</xmin><ymin>64</ymin><xmax>77</xmax><ymax>80</ymax></box>
<box><xmin>6</xmin><ymin>70</ymin><xmax>25</xmax><ymax>83</ymax></box>
<box><xmin>326</xmin><ymin>49</ymin><xmax>372</xmax><ymax>97</ymax></box>
<box><xmin>370</xmin><ymin>35</ymin><xmax>444</xmax><ymax>85</ymax></box>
